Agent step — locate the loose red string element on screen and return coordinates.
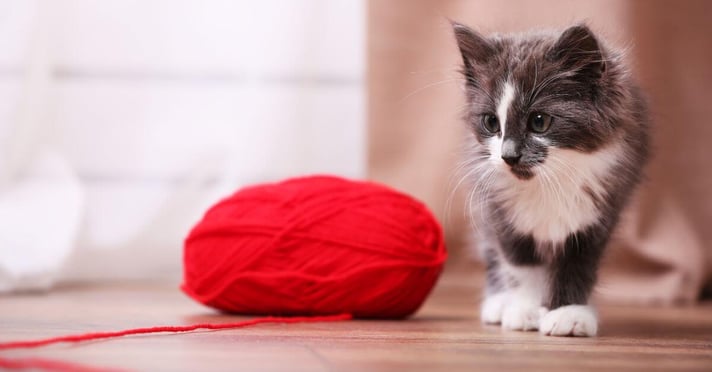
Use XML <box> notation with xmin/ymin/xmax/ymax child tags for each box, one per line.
<box><xmin>0</xmin><ymin>313</ymin><xmax>351</xmax><ymax>350</ymax></box>
<box><xmin>0</xmin><ymin>356</ymin><xmax>127</xmax><ymax>372</ymax></box>
<box><xmin>0</xmin><ymin>313</ymin><xmax>352</xmax><ymax>371</ymax></box>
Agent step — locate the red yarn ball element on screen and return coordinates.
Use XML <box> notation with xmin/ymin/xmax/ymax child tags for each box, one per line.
<box><xmin>181</xmin><ymin>175</ymin><xmax>447</xmax><ymax>319</ymax></box>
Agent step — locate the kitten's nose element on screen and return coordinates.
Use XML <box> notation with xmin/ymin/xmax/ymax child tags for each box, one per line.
<box><xmin>502</xmin><ymin>154</ymin><xmax>521</xmax><ymax>166</ymax></box>
<box><xmin>501</xmin><ymin>139</ymin><xmax>521</xmax><ymax>166</ymax></box>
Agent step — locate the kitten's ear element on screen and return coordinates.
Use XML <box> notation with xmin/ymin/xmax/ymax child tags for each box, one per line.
<box><xmin>549</xmin><ymin>25</ymin><xmax>605</xmax><ymax>79</ymax></box>
<box><xmin>451</xmin><ymin>21</ymin><xmax>495</xmax><ymax>68</ymax></box>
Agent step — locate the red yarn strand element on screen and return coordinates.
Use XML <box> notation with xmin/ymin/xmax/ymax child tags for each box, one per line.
<box><xmin>0</xmin><ymin>356</ymin><xmax>125</xmax><ymax>372</ymax></box>
<box><xmin>0</xmin><ymin>313</ymin><xmax>351</xmax><ymax>351</ymax></box>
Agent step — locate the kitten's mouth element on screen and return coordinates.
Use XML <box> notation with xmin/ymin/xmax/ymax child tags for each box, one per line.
<box><xmin>508</xmin><ymin>164</ymin><xmax>535</xmax><ymax>180</ymax></box>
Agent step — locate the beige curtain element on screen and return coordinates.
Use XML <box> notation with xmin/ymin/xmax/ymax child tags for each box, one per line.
<box><xmin>367</xmin><ymin>0</ymin><xmax>712</xmax><ymax>304</ymax></box>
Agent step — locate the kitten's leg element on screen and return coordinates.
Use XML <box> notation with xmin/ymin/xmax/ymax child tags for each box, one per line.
<box><xmin>480</xmin><ymin>247</ymin><xmax>508</xmax><ymax>324</ymax></box>
<box><xmin>499</xmin><ymin>264</ymin><xmax>548</xmax><ymax>331</ymax></box>
<box><xmin>540</xmin><ymin>227</ymin><xmax>608</xmax><ymax>337</ymax></box>
<box><xmin>498</xmin><ymin>234</ymin><xmax>548</xmax><ymax>331</ymax></box>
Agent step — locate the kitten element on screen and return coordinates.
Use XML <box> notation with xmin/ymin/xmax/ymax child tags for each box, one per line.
<box><xmin>452</xmin><ymin>22</ymin><xmax>650</xmax><ymax>337</ymax></box>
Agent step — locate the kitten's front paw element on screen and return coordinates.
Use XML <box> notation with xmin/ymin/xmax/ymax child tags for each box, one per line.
<box><xmin>481</xmin><ymin>293</ymin><xmax>507</xmax><ymax>324</ymax></box>
<box><xmin>501</xmin><ymin>302</ymin><xmax>546</xmax><ymax>331</ymax></box>
<box><xmin>539</xmin><ymin>305</ymin><xmax>598</xmax><ymax>337</ymax></box>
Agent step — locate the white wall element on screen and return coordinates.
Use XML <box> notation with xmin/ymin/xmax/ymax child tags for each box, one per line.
<box><xmin>0</xmin><ymin>0</ymin><xmax>365</xmax><ymax>282</ymax></box>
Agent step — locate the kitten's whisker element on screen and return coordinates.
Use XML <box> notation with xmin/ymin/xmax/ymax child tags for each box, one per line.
<box><xmin>398</xmin><ymin>78</ymin><xmax>464</xmax><ymax>104</ymax></box>
<box><xmin>544</xmin><ymin>165</ymin><xmax>567</xmax><ymax>213</ymax></box>
<box><xmin>546</xmin><ymin>157</ymin><xmax>584</xmax><ymax>188</ymax></box>
<box><xmin>445</xmin><ymin>160</ymin><xmax>488</xmax><ymax>227</ymax></box>
<box><xmin>467</xmin><ymin>167</ymin><xmax>497</xmax><ymax>232</ymax></box>
<box><xmin>477</xmin><ymin>168</ymin><xmax>499</xmax><ymax>229</ymax></box>
<box><xmin>408</xmin><ymin>69</ymin><xmax>462</xmax><ymax>76</ymax></box>
<box><xmin>544</xmin><ymin>160</ymin><xmax>578</xmax><ymax>188</ymax></box>
<box><xmin>526</xmin><ymin>58</ymin><xmax>540</xmax><ymax>105</ymax></box>
<box><xmin>536</xmin><ymin>166</ymin><xmax>561</xmax><ymax>218</ymax></box>
<box><xmin>451</xmin><ymin>145</ymin><xmax>494</xmax><ymax>232</ymax></box>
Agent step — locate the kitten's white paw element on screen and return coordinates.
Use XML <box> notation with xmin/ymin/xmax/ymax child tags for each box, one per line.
<box><xmin>539</xmin><ymin>305</ymin><xmax>598</xmax><ymax>337</ymax></box>
<box><xmin>501</xmin><ymin>302</ymin><xmax>546</xmax><ymax>331</ymax></box>
<box><xmin>481</xmin><ymin>293</ymin><xmax>507</xmax><ymax>324</ymax></box>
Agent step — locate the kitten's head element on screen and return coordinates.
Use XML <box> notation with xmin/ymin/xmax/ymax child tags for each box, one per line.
<box><xmin>453</xmin><ymin>23</ymin><xmax>624</xmax><ymax>180</ymax></box>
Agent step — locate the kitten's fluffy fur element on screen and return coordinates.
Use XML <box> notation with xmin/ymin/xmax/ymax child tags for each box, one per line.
<box><xmin>453</xmin><ymin>23</ymin><xmax>650</xmax><ymax>336</ymax></box>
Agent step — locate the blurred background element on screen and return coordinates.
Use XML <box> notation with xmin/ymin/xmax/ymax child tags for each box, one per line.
<box><xmin>1</xmin><ymin>0</ymin><xmax>710</xmax><ymax>305</ymax></box>
<box><xmin>0</xmin><ymin>0</ymin><xmax>365</xmax><ymax>286</ymax></box>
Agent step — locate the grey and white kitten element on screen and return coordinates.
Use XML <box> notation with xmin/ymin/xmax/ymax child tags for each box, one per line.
<box><xmin>452</xmin><ymin>23</ymin><xmax>650</xmax><ymax>336</ymax></box>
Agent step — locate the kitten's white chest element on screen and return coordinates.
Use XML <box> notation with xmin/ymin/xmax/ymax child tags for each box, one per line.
<box><xmin>495</xmin><ymin>144</ymin><xmax>622</xmax><ymax>244</ymax></box>
<box><xmin>500</xmin><ymin>172</ymin><xmax>599</xmax><ymax>244</ymax></box>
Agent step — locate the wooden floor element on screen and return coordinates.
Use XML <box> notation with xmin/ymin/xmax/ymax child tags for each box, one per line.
<box><xmin>1</xmin><ymin>267</ymin><xmax>711</xmax><ymax>371</ymax></box>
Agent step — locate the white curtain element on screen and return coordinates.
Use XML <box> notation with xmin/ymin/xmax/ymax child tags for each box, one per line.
<box><xmin>0</xmin><ymin>0</ymin><xmax>365</xmax><ymax>290</ymax></box>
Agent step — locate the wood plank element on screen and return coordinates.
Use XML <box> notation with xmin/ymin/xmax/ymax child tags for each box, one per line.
<box><xmin>1</xmin><ymin>267</ymin><xmax>711</xmax><ymax>371</ymax></box>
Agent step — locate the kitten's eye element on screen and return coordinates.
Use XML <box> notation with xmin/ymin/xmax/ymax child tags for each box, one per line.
<box><xmin>481</xmin><ymin>114</ymin><xmax>500</xmax><ymax>133</ymax></box>
<box><xmin>528</xmin><ymin>113</ymin><xmax>553</xmax><ymax>133</ymax></box>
